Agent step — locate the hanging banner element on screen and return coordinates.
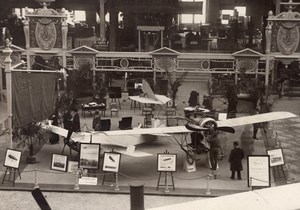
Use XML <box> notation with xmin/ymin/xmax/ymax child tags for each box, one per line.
<box><xmin>12</xmin><ymin>72</ymin><xmax>57</xmax><ymax>128</ymax></box>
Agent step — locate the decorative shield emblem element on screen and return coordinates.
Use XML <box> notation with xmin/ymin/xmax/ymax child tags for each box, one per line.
<box><xmin>277</xmin><ymin>24</ymin><xmax>299</xmax><ymax>55</ymax></box>
<box><xmin>35</xmin><ymin>21</ymin><xmax>57</xmax><ymax>50</ymax></box>
<box><xmin>154</xmin><ymin>58</ymin><xmax>176</xmax><ymax>71</ymax></box>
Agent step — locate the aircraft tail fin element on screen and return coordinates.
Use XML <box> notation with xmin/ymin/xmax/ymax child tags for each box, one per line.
<box><xmin>142</xmin><ymin>79</ymin><xmax>157</xmax><ymax>101</ymax></box>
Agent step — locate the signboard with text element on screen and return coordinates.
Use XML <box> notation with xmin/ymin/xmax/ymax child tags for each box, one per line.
<box><xmin>247</xmin><ymin>155</ymin><xmax>270</xmax><ymax>188</ymax></box>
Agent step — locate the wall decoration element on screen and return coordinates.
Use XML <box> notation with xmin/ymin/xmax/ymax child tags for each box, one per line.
<box><xmin>51</xmin><ymin>154</ymin><xmax>68</xmax><ymax>172</ymax></box>
<box><xmin>79</xmin><ymin>143</ymin><xmax>100</xmax><ymax>170</ymax></box>
<box><xmin>3</xmin><ymin>149</ymin><xmax>22</xmax><ymax>169</ymax></box>
<box><xmin>267</xmin><ymin>148</ymin><xmax>285</xmax><ymax>167</ymax></box>
<box><xmin>157</xmin><ymin>153</ymin><xmax>177</xmax><ymax>172</ymax></box>
<box><xmin>102</xmin><ymin>152</ymin><xmax>121</xmax><ymax>173</ymax></box>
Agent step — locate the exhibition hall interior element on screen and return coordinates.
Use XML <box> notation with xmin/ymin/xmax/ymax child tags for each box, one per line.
<box><xmin>1</xmin><ymin>0</ymin><xmax>300</xmax><ymax>209</ymax></box>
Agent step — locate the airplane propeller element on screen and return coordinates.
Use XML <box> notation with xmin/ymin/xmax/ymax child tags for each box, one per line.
<box><xmin>183</xmin><ymin>116</ymin><xmax>235</xmax><ymax>134</ymax></box>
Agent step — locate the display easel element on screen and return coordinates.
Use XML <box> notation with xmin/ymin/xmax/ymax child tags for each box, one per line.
<box><xmin>156</xmin><ymin>150</ymin><xmax>176</xmax><ymax>192</ymax></box>
<box><xmin>111</xmin><ymin>98</ymin><xmax>122</xmax><ymax>109</ymax></box>
<box><xmin>2</xmin><ymin>167</ymin><xmax>21</xmax><ymax>186</ymax></box>
<box><xmin>156</xmin><ymin>171</ymin><xmax>175</xmax><ymax>192</ymax></box>
<box><xmin>272</xmin><ymin>165</ymin><xmax>286</xmax><ymax>180</ymax></box>
<box><xmin>101</xmin><ymin>150</ymin><xmax>121</xmax><ymax>190</ymax></box>
<box><xmin>102</xmin><ymin>172</ymin><xmax>117</xmax><ymax>185</ymax></box>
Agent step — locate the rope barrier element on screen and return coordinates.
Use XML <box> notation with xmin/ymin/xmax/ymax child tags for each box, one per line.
<box><xmin>2</xmin><ymin>167</ymin><xmax>297</xmax><ymax>191</ymax></box>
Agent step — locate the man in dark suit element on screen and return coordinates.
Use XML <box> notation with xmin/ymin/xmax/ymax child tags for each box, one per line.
<box><xmin>229</xmin><ymin>141</ymin><xmax>244</xmax><ymax>180</ymax></box>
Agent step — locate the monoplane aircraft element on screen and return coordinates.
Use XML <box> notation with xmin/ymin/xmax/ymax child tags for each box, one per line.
<box><xmin>44</xmin><ymin>111</ymin><xmax>297</xmax><ymax>163</ymax></box>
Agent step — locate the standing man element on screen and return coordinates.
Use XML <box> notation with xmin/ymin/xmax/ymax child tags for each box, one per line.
<box><xmin>208</xmin><ymin>131</ymin><xmax>220</xmax><ymax>179</ymax></box>
<box><xmin>70</xmin><ymin>107</ymin><xmax>81</xmax><ymax>132</ymax></box>
<box><xmin>229</xmin><ymin>141</ymin><xmax>244</xmax><ymax>180</ymax></box>
<box><xmin>252</xmin><ymin>108</ymin><xmax>260</xmax><ymax>139</ymax></box>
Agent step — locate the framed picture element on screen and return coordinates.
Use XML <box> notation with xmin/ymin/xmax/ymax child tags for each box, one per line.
<box><xmin>3</xmin><ymin>149</ymin><xmax>22</xmax><ymax>169</ymax></box>
<box><xmin>267</xmin><ymin>148</ymin><xmax>285</xmax><ymax>167</ymax></box>
<box><xmin>67</xmin><ymin>161</ymin><xmax>79</xmax><ymax>173</ymax></box>
<box><xmin>157</xmin><ymin>153</ymin><xmax>177</xmax><ymax>172</ymax></box>
<box><xmin>51</xmin><ymin>154</ymin><xmax>68</xmax><ymax>172</ymax></box>
<box><xmin>247</xmin><ymin>155</ymin><xmax>270</xmax><ymax>188</ymax></box>
<box><xmin>79</xmin><ymin>143</ymin><xmax>101</xmax><ymax>170</ymax></box>
<box><xmin>102</xmin><ymin>152</ymin><xmax>121</xmax><ymax>173</ymax></box>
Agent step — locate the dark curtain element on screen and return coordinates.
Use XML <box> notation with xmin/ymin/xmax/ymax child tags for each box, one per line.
<box><xmin>12</xmin><ymin>72</ymin><xmax>57</xmax><ymax>128</ymax></box>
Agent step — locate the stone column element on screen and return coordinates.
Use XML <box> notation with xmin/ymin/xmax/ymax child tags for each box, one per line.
<box><xmin>109</xmin><ymin>9</ymin><xmax>118</xmax><ymax>51</ymax></box>
<box><xmin>3</xmin><ymin>39</ymin><xmax>13</xmax><ymax>149</ymax></box>
<box><xmin>99</xmin><ymin>0</ymin><xmax>106</xmax><ymax>40</ymax></box>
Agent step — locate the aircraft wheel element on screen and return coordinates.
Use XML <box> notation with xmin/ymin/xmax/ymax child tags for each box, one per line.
<box><xmin>186</xmin><ymin>150</ymin><xmax>195</xmax><ymax>165</ymax></box>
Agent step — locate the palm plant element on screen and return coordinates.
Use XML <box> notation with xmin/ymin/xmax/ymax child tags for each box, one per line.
<box><xmin>169</xmin><ymin>78</ymin><xmax>182</xmax><ymax>108</ymax></box>
<box><xmin>14</xmin><ymin>122</ymin><xmax>51</xmax><ymax>164</ymax></box>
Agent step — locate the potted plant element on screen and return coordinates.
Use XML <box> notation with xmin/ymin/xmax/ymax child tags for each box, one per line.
<box><xmin>168</xmin><ymin>78</ymin><xmax>182</xmax><ymax>108</ymax></box>
<box><xmin>14</xmin><ymin>122</ymin><xmax>51</xmax><ymax>164</ymax></box>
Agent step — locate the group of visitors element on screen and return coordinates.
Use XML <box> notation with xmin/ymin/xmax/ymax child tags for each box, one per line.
<box><xmin>208</xmin><ymin>134</ymin><xmax>244</xmax><ymax>180</ymax></box>
<box><xmin>188</xmin><ymin>91</ymin><xmax>213</xmax><ymax>110</ymax></box>
<box><xmin>48</xmin><ymin>106</ymin><xmax>81</xmax><ymax>145</ymax></box>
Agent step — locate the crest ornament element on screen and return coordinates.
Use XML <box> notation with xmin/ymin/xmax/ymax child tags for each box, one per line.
<box><xmin>277</xmin><ymin>22</ymin><xmax>299</xmax><ymax>55</ymax></box>
<box><xmin>35</xmin><ymin>20</ymin><xmax>57</xmax><ymax>50</ymax></box>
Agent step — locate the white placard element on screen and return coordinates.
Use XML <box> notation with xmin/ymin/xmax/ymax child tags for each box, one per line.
<box><xmin>103</xmin><ymin>152</ymin><xmax>121</xmax><ymax>172</ymax></box>
<box><xmin>126</xmin><ymin>146</ymin><xmax>135</xmax><ymax>154</ymax></box>
<box><xmin>248</xmin><ymin>156</ymin><xmax>270</xmax><ymax>187</ymax></box>
<box><xmin>218</xmin><ymin>113</ymin><xmax>227</xmax><ymax>121</ymax></box>
<box><xmin>267</xmin><ymin>148</ymin><xmax>285</xmax><ymax>167</ymax></box>
<box><xmin>157</xmin><ymin>153</ymin><xmax>177</xmax><ymax>172</ymax></box>
<box><xmin>79</xmin><ymin>177</ymin><xmax>98</xmax><ymax>185</ymax></box>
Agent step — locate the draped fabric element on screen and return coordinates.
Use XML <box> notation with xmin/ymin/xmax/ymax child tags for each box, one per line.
<box><xmin>12</xmin><ymin>72</ymin><xmax>57</xmax><ymax>128</ymax></box>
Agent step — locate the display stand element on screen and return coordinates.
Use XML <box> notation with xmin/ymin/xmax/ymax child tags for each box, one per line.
<box><xmin>102</xmin><ymin>172</ymin><xmax>117</xmax><ymax>185</ymax></box>
<box><xmin>156</xmin><ymin>151</ymin><xmax>176</xmax><ymax>192</ymax></box>
<box><xmin>130</xmin><ymin>100</ymin><xmax>141</xmax><ymax>112</ymax></box>
<box><xmin>272</xmin><ymin>165</ymin><xmax>286</xmax><ymax>180</ymax></box>
<box><xmin>87</xmin><ymin>169</ymin><xmax>97</xmax><ymax>177</ymax></box>
<box><xmin>101</xmin><ymin>150</ymin><xmax>121</xmax><ymax>190</ymax></box>
<box><xmin>1</xmin><ymin>167</ymin><xmax>21</xmax><ymax>186</ymax></box>
<box><xmin>111</xmin><ymin>98</ymin><xmax>121</xmax><ymax>109</ymax></box>
<box><xmin>156</xmin><ymin>171</ymin><xmax>175</xmax><ymax>192</ymax></box>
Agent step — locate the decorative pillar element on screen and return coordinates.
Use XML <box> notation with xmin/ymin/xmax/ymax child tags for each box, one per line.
<box><xmin>23</xmin><ymin>10</ymin><xmax>30</xmax><ymax>50</ymax></box>
<box><xmin>109</xmin><ymin>9</ymin><xmax>118</xmax><ymax>51</ymax></box>
<box><xmin>265</xmin><ymin>56</ymin><xmax>270</xmax><ymax>87</ymax></box>
<box><xmin>276</xmin><ymin>0</ymin><xmax>281</xmax><ymax>15</ymax></box>
<box><xmin>265</xmin><ymin>11</ymin><xmax>273</xmax><ymax>54</ymax></box>
<box><xmin>61</xmin><ymin>8</ymin><xmax>68</xmax><ymax>51</ymax></box>
<box><xmin>138</xmin><ymin>30</ymin><xmax>141</xmax><ymax>52</ymax></box>
<box><xmin>99</xmin><ymin>0</ymin><xmax>106</xmax><ymax>40</ymax></box>
<box><xmin>160</xmin><ymin>31</ymin><xmax>163</xmax><ymax>49</ymax></box>
<box><xmin>3</xmin><ymin>39</ymin><xmax>13</xmax><ymax>149</ymax></box>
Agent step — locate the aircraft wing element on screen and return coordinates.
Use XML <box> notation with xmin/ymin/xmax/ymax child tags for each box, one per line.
<box><xmin>129</xmin><ymin>79</ymin><xmax>171</xmax><ymax>105</ymax></box>
<box><xmin>129</xmin><ymin>95</ymin><xmax>171</xmax><ymax>105</ymax></box>
<box><xmin>217</xmin><ymin>111</ymin><xmax>297</xmax><ymax>128</ymax></box>
<box><xmin>42</xmin><ymin>124</ymin><xmax>175</xmax><ymax>157</ymax></box>
<box><xmin>148</xmin><ymin>183</ymin><xmax>300</xmax><ymax>210</ymax></box>
<box><xmin>103</xmin><ymin>126</ymin><xmax>190</xmax><ymax>136</ymax></box>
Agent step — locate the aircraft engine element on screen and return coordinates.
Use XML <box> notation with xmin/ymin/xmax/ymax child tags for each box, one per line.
<box><xmin>197</xmin><ymin>117</ymin><xmax>218</xmax><ymax>130</ymax></box>
<box><xmin>185</xmin><ymin>117</ymin><xmax>218</xmax><ymax>133</ymax></box>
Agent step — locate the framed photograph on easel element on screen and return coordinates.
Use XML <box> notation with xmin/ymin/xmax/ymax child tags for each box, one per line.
<box><xmin>267</xmin><ymin>148</ymin><xmax>285</xmax><ymax>167</ymax></box>
<box><xmin>157</xmin><ymin>153</ymin><xmax>177</xmax><ymax>172</ymax></box>
<box><xmin>51</xmin><ymin>154</ymin><xmax>68</xmax><ymax>172</ymax></box>
<box><xmin>79</xmin><ymin>143</ymin><xmax>101</xmax><ymax>170</ymax></box>
<box><xmin>102</xmin><ymin>152</ymin><xmax>121</xmax><ymax>173</ymax></box>
<box><xmin>3</xmin><ymin>149</ymin><xmax>22</xmax><ymax>169</ymax></box>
